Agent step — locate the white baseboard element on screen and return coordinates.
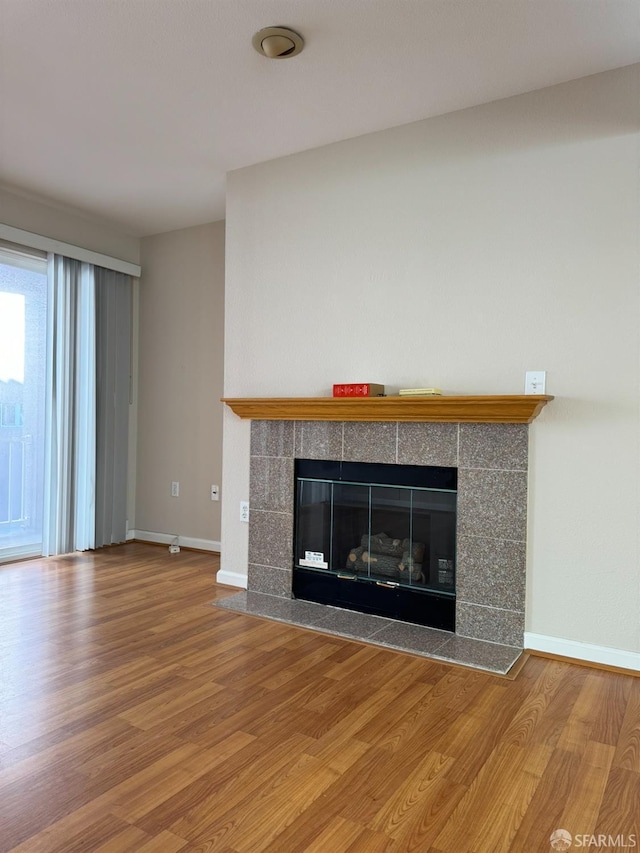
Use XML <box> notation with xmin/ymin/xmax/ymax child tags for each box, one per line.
<box><xmin>216</xmin><ymin>569</ymin><xmax>247</xmax><ymax>588</ymax></box>
<box><xmin>525</xmin><ymin>632</ymin><xmax>640</xmax><ymax>672</ymax></box>
<box><xmin>129</xmin><ymin>529</ymin><xmax>221</xmax><ymax>552</ymax></box>
<box><xmin>180</xmin><ymin>535</ymin><xmax>221</xmax><ymax>553</ymax></box>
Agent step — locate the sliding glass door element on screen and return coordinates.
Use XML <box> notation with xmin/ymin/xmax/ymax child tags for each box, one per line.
<box><xmin>0</xmin><ymin>247</ymin><xmax>48</xmax><ymax>560</ymax></box>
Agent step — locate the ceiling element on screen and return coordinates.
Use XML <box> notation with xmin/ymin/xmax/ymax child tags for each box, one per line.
<box><xmin>1</xmin><ymin>0</ymin><xmax>638</xmax><ymax>237</ymax></box>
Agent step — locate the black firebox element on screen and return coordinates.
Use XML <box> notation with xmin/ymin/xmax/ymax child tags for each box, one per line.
<box><xmin>292</xmin><ymin>459</ymin><xmax>457</xmax><ymax>631</ymax></box>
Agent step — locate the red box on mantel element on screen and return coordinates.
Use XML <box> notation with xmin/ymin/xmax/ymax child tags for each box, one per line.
<box><xmin>332</xmin><ymin>383</ymin><xmax>385</xmax><ymax>397</ymax></box>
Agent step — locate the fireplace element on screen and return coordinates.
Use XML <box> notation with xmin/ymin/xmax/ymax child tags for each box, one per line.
<box><xmin>293</xmin><ymin>458</ymin><xmax>457</xmax><ymax>630</ymax></box>
<box><xmin>247</xmin><ymin>418</ymin><xmax>529</xmax><ymax>648</ymax></box>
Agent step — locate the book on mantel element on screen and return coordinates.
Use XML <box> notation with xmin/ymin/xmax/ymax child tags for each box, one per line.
<box><xmin>332</xmin><ymin>383</ymin><xmax>385</xmax><ymax>397</ymax></box>
<box><xmin>398</xmin><ymin>388</ymin><xmax>442</xmax><ymax>396</ymax></box>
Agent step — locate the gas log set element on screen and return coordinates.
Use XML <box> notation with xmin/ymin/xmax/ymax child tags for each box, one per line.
<box><xmin>347</xmin><ymin>532</ymin><xmax>426</xmax><ymax>584</ymax></box>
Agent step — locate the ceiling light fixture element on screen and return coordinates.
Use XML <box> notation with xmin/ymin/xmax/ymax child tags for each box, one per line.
<box><xmin>252</xmin><ymin>26</ymin><xmax>304</xmax><ymax>59</ymax></box>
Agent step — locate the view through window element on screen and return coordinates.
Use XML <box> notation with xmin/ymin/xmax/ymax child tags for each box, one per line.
<box><xmin>0</xmin><ymin>249</ymin><xmax>48</xmax><ymax>559</ymax></box>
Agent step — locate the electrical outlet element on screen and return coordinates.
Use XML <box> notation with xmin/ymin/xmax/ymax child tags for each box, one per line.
<box><xmin>211</xmin><ymin>484</ymin><xmax>219</xmax><ymax>501</ymax></box>
<box><xmin>525</xmin><ymin>370</ymin><xmax>546</xmax><ymax>395</ymax></box>
<box><xmin>240</xmin><ymin>501</ymin><xmax>249</xmax><ymax>523</ymax></box>
<box><xmin>171</xmin><ymin>481</ymin><xmax>179</xmax><ymax>497</ymax></box>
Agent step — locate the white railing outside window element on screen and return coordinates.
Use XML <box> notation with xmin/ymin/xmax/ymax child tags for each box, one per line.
<box><xmin>0</xmin><ymin>436</ymin><xmax>29</xmax><ymax>525</ymax></box>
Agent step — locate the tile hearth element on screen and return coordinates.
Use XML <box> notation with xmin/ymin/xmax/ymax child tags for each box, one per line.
<box><xmin>215</xmin><ymin>590</ymin><xmax>522</xmax><ymax>675</ymax></box>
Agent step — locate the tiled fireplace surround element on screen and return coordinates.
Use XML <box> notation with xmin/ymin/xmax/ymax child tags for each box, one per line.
<box><xmin>247</xmin><ymin>418</ymin><xmax>528</xmax><ymax>648</ymax></box>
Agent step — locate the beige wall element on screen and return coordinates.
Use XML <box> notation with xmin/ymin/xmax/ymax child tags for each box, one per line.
<box><xmin>137</xmin><ymin>221</ymin><xmax>225</xmax><ymax>546</ymax></box>
<box><xmin>223</xmin><ymin>65</ymin><xmax>640</xmax><ymax>658</ymax></box>
<box><xmin>0</xmin><ymin>185</ymin><xmax>140</xmax><ymax>264</ymax></box>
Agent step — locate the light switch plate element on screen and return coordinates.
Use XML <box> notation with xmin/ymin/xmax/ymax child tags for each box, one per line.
<box><xmin>525</xmin><ymin>370</ymin><xmax>546</xmax><ymax>395</ymax></box>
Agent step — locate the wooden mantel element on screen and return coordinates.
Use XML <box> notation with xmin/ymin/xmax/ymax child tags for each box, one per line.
<box><xmin>221</xmin><ymin>395</ymin><xmax>553</xmax><ymax>424</ymax></box>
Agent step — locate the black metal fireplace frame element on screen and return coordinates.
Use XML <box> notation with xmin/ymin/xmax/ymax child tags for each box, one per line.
<box><xmin>292</xmin><ymin>458</ymin><xmax>457</xmax><ymax>631</ymax></box>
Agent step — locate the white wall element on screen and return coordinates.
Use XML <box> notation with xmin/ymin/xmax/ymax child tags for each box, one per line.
<box><xmin>222</xmin><ymin>65</ymin><xmax>640</xmax><ymax>660</ymax></box>
<box><xmin>136</xmin><ymin>221</ymin><xmax>225</xmax><ymax>548</ymax></box>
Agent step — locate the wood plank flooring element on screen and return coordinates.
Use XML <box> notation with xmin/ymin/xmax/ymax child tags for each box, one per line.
<box><xmin>0</xmin><ymin>543</ymin><xmax>639</xmax><ymax>852</ymax></box>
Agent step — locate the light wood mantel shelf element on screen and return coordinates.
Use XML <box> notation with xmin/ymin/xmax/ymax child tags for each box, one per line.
<box><xmin>221</xmin><ymin>395</ymin><xmax>553</xmax><ymax>424</ymax></box>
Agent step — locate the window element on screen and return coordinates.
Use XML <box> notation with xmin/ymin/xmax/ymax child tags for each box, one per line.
<box><xmin>0</xmin><ymin>245</ymin><xmax>48</xmax><ymax>558</ymax></box>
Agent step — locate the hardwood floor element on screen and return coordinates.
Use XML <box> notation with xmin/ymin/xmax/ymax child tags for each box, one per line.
<box><xmin>0</xmin><ymin>544</ymin><xmax>638</xmax><ymax>852</ymax></box>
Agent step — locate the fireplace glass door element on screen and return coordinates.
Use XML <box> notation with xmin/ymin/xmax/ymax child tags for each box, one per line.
<box><xmin>293</xmin><ymin>459</ymin><xmax>457</xmax><ymax>630</ymax></box>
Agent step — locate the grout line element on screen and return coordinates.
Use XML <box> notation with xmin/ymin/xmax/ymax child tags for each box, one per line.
<box><xmin>459</xmin><ymin>534</ymin><xmax>526</xmax><ymax>544</ymax></box>
<box><xmin>457</xmin><ymin>600</ymin><xmax>523</xmax><ymax>615</ymax></box>
<box><xmin>458</xmin><ymin>465</ymin><xmax>528</xmax><ymax>473</ymax></box>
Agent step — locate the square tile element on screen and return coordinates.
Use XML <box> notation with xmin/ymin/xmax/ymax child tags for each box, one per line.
<box><xmin>274</xmin><ymin>598</ymin><xmax>332</xmax><ymax>625</ymax></box>
<box><xmin>434</xmin><ymin>635</ymin><xmax>522</xmax><ymax>674</ymax></box>
<box><xmin>216</xmin><ymin>591</ymin><xmax>334</xmax><ymax>627</ymax></box>
<box><xmin>316</xmin><ymin>606</ymin><xmax>396</xmax><ymax>639</ymax></box>
<box><xmin>455</xmin><ymin>601</ymin><xmax>524</xmax><ymax>647</ymax></box>
<box><xmin>248</xmin><ymin>510</ymin><xmax>293</xmax><ymax>570</ymax></box>
<box><xmin>459</xmin><ymin>423</ymin><xmax>528</xmax><ymax>471</ymax></box>
<box><xmin>247</xmin><ymin>591</ymin><xmax>305</xmax><ymax>619</ymax></box>
<box><xmin>370</xmin><ymin>621</ymin><xmax>452</xmax><ymax>654</ymax></box>
<box><xmin>457</xmin><ymin>469</ymin><xmax>527</xmax><ymax>542</ymax></box>
<box><xmin>250</xmin><ymin>456</ymin><xmax>294</xmax><ymax>512</ymax></box>
<box><xmin>397</xmin><ymin>422</ymin><xmax>459</xmax><ymax>467</ymax></box>
<box><xmin>214</xmin><ymin>590</ymin><xmax>248</xmax><ymax>612</ymax></box>
<box><xmin>250</xmin><ymin>420</ymin><xmax>294</xmax><ymax>458</ymax></box>
<box><xmin>247</xmin><ymin>563</ymin><xmax>292</xmax><ymax>597</ymax></box>
<box><xmin>456</xmin><ymin>535</ymin><xmax>526</xmax><ymax>612</ymax></box>
<box><xmin>296</xmin><ymin>421</ymin><xmax>343</xmax><ymax>460</ymax></box>
<box><xmin>343</xmin><ymin>422</ymin><xmax>397</xmax><ymax>464</ymax></box>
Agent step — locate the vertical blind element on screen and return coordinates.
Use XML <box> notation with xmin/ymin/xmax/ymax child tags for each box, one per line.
<box><xmin>43</xmin><ymin>255</ymin><xmax>132</xmax><ymax>555</ymax></box>
<box><xmin>43</xmin><ymin>255</ymin><xmax>96</xmax><ymax>554</ymax></box>
<box><xmin>95</xmin><ymin>267</ymin><xmax>131</xmax><ymax>547</ymax></box>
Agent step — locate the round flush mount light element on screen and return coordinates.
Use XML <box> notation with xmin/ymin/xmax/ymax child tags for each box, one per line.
<box><xmin>252</xmin><ymin>26</ymin><xmax>304</xmax><ymax>59</ymax></box>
